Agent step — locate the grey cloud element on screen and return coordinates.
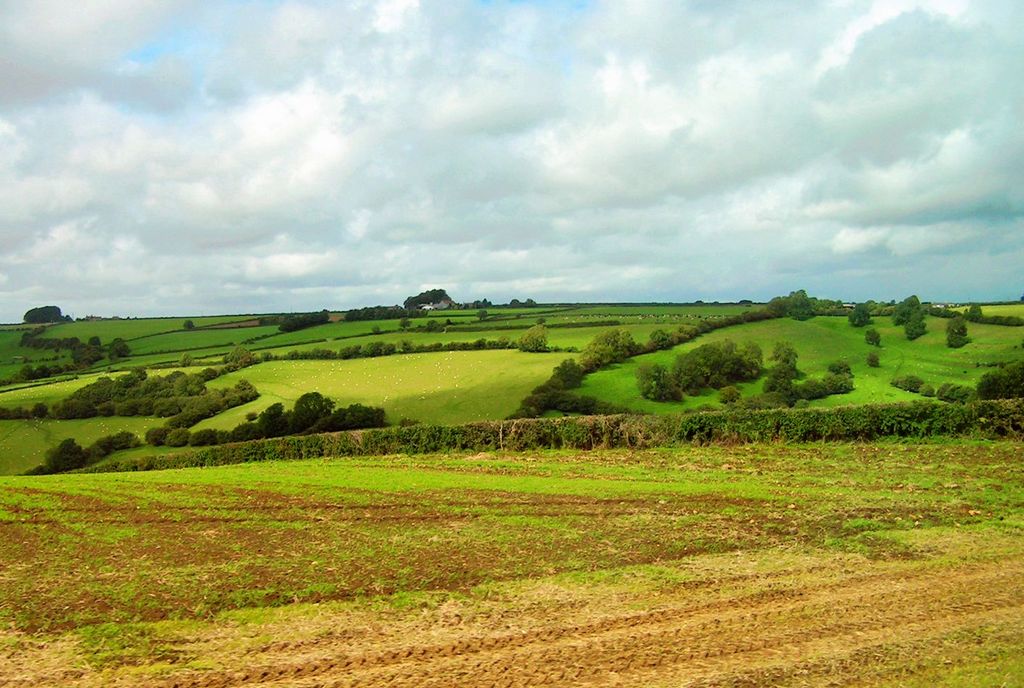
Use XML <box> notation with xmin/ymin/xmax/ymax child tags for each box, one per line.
<box><xmin>1</xmin><ymin>1</ymin><xmax>1022</xmax><ymax>321</ymax></box>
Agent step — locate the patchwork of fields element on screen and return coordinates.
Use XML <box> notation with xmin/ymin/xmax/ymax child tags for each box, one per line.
<box><xmin>1</xmin><ymin>303</ymin><xmax>1022</xmax><ymax>475</ymax></box>
<box><xmin>1</xmin><ymin>442</ymin><xmax>1021</xmax><ymax>685</ymax></box>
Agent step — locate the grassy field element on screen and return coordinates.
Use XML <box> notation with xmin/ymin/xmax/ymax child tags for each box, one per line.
<box><xmin>580</xmin><ymin>315</ymin><xmax>1024</xmax><ymax>413</ymax></box>
<box><xmin>0</xmin><ymin>441</ymin><xmax>1021</xmax><ymax>685</ymax></box>
<box><xmin>194</xmin><ymin>350</ymin><xmax>566</xmax><ymax>431</ymax></box>
<box><xmin>0</xmin><ymin>416</ymin><xmax>160</xmax><ymax>475</ymax></box>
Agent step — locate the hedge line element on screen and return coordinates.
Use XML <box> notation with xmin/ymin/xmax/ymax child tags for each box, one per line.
<box><xmin>80</xmin><ymin>398</ymin><xmax>1024</xmax><ymax>474</ymax></box>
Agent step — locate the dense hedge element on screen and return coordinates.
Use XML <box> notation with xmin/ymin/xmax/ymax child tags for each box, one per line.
<box><xmin>81</xmin><ymin>398</ymin><xmax>1024</xmax><ymax>474</ymax></box>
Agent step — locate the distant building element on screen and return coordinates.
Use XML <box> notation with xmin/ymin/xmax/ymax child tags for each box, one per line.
<box><xmin>419</xmin><ymin>299</ymin><xmax>453</xmax><ymax>311</ymax></box>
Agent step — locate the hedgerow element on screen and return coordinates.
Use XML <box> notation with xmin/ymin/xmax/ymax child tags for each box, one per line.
<box><xmin>80</xmin><ymin>398</ymin><xmax>1024</xmax><ymax>474</ymax></box>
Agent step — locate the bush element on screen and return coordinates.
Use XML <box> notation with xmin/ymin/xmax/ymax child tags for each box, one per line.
<box><xmin>636</xmin><ymin>363</ymin><xmax>681</xmax><ymax>401</ymax></box>
<box><xmin>977</xmin><ymin>360</ymin><xmax>1024</xmax><ymax>399</ymax></box>
<box><xmin>189</xmin><ymin>428</ymin><xmax>220</xmax><ymax>446</ymax></box>
<box><xmin>892</xmin><ymin>375</ymin><xmax>925</xmax><ymax>393</ymax></box>
<box><xmin>145</xmin><ymin>427</ymin><xmax>170</xmax><ymax>446</ymax></box>
<box><xmin>865</xmin><ymin>328</ymin><xmax>881</xmax><ymax>347</ymax></box>
<box><xmin>946</xmin><ymin>316</ymin><xmax>970</xmax><ymax>348</ymax></box>
<box><xmin>165</xmin><ymin>428</ymin><xmax>190</xmax><ymax>447</ymax></box>
<box><xmin>719</xmin><ymin>386</ymin><xmax>741</xmax><ymax>404</ymax></box>
<box><xmin>936</xmin><ymin>383</ymin><xmax>974</xmax><ymax>404</ymax></box>
<box><xmin>827</xmin><ymin>360</ymin><xmax>852</xmax><ymax>376</ymax></box>
<box><xmin>866</xmin><ymin>352</ymin><xmax>880</xmax><ymax>368</ymax></box>
<box><xmin>79</xmin><ymin>399</ymin><xmax>1024</xmax><ymax>475</ymax></box>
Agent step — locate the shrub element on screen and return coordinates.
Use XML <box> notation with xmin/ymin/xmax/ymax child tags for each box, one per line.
<box><xmin>827</xmin><ymin>360</ymin><xmax>852</xmax><ymax>376</ymax></box>
<box><xmin>189</xmin><ymin>429</ymin><xmax>220</xmax><ymax>446</ymax></box>
<box><xmin>719</xmin><ymin>386</ymin><xmax>741</xmax><ymax>404</ymax></box>
<box><xmin>936</xmin><ymin>383</ymin><xmax>974</xmax><ymax>404</ymax></box>
<box><xmin>946</xmin><ymin>316</ymin><xmax>970</xmax><ymax>348</ymax></box>
<box><xmin>517</xmin><ymin>325</ymin><xmax>549</xmax><ymax>353</ymax></box>
<box><xmin>892</xmin><ymin>375</ymin><xmax>925</xmax><ymax>393</ymax></box>
<box><xmin>636</xmin><ymin>363</ymin><xmax>681</xmax><ymax>401</ymax></box>
<box><xmin>977</xmin><ymin>360</ymin><xmax>1024</xmax><ymax>399</ymax></box>
<box><xmin>919</xmin><ymin>384</ymin><xmax>935</xmax><ymax>398</ymax></box>
<box><xmin>866</xmin><ymin>352</ymin><xmax>880</xmax><ymax>368</ymax></box>
<box><xmin>165</xmin><ymin>428</ymin><xmax>190</xmax><ymax>447</ymax></box>
<box><xmin>865</xmin><ymin>328</ymin><xmax>881</xmax><ymax>347</ymax></box>
<box><xmin>145</xmin><ymin>427</ymin><xmax>170</xmax><ymax>446</ymax></box>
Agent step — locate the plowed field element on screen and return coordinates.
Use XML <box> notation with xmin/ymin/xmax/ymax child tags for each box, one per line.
<box><xmin>1</xmin><ymin>442</ymin><xmax>1022</xmax><ymax>686</ymax></box>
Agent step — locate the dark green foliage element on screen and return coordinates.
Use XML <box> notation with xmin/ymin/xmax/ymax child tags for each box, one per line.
<box><xmin>404</xmin><ymin>289</ymin><xmax>452</xmax><ymax>310</ymax></box>
<box><xmin>551</xmin><ymin>359</ymin><xmax>584</xmax><ymax>389</ymax></box>
<box><xmin>848</xmin><ymin>303</ymin><xmax>872</xmax><ymax>327</ymax></box>
<box><xmin>904</xmin><ymin>311</ymin><xmax>927</xmax><ymax>340</ymax></box>
<box><xmin>784</xmin><ymin>289</ymin><xmax>815</xmax><ymax>321</ymax></box>
<box><xmin>278</xmin><ymin>310</ymin><xmax>330</xmax><ymax>333</ymax></box>
<box><xmin>865</xmin><ymin>328</ymin><xmax>881</xmax><ymax>347</ymax></box>
<box><xmin>145</xmin><ymin>427</ymin><xmax>170</xmax><ymax>446</ymax></box>
<box><xmin>719</xmin><ymin>386</ymin><xmax>741</xmax><ymax>404</ymax></box>
<box><xmin>866</xmin><ymin>351</ymin><xmax>880</xmax><ymax>368</ymax></box>
<box><xmin>517</xmin><ymin>325</ymin><xmax>548</xmax><ymax>352</ymax></box>
<box><xmin>108</xmin><ymin>338</ymin><xmax>131</xmax><ymax>360</ymax></box>
<box><xmin>183</xmin><ymin>320</ymin><xmax>195</xmax><ymax>330</ymax></box>
<box><xmin>189</xmin><ymin>429</ymin><xmax>219</xmax><ymax>446</ymax></box>
<box><xmin>223</xmin><ymin>346</ymin><xmax>257</xmax><ymax>369</ymax></box>
<box><xmin>165</xmin><ymin>428</ymin><xmax>190</xmax><ymax>447</ymax></box>
<box><xmin>42</xmin><ymin>438</ymin><xmax>87</xmax><ymax>473</ymax></box>
<box><xmin>823</xmin><ymin>372</ymin><xmax>854</xmax><ymax>395</ymax></box>
<box><xmin>936</xmin><ymin>383</ymin><xmax>974</xmax><ymax>404</ymax></box>
<box><xmin>670</xmin><ymin>340</ymin><xmax>762</xmax><ymax>395</ymax></box>
<box><xmin>893</xmin><ymin>296</ymin><xmax>922</xmax><ymax>326</ymax></box>
<box><xmin>827</xmin><ymin>360</ymin><xmax>852</xmax><ymax>376</ymax></box>
<box><xmin>636</xmin><ymin>363</ymin><xmax>681</xmax><ymax>402</ymax></box>
<box><xmin>83</xmin><ymin>400</ymin><xmax>1024</xmax><ymax>475</ymax></box>
<box><xmin>256</xmin><ymin>403</ymin><xmax>289</xmax><ymax>438</ymax></box>
<box><xmin>647</xmin><ymin>329</ymin><xmax>675</xmax><ymax>351</ymax></box>
<box><xmin>920</xmin><ymin>384</ymin><xmax>935</xmax><ymax>397</ymax></box>
<box><xmin>965</xmin><ymin>304</ymin><xmax>983</xmax><ymax>322</ymax></box>
<box><xmin>892</xmin><ymin>375</ymin><xmax>925</xmax><ymax>393</ymax></box>
<box><xmin>579</xmin><ymin>329</ymin><xmax>639</xmax><ymax>370</ymax></box>
<box><xmin>977</xmin><ymin>361</ymin><xmax>1024</xmax><ymax>399</ymax></box>
<box><xmin>87</xmin><ymin>431</ymin><xmax>140</xmax><ymax>460</ymax></box>
<box><xmin>23</xmin><ymin>306</ymin><xmax>66</xmax><ymax>324</ymax></box>
<box><xmin>424</xmin><ymin>320</ymin><xmax>443</xmax><ymax>332</ymax></box>
<box><xmin>946</xmin><ymin>316</ymin><xmax>970</xmax><ymax>348</ymax></box>
<box><xmin>289</xmin><ymin>392</ymin><xmax>336</xmax><ymax>434</ymax></box>
<box><xmin>308</xmin><ymin>404</ymin><xmax>387</xmax><ymax>433</ymax></box>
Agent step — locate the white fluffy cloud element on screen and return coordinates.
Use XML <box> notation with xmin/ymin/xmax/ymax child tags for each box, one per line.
<box><xmin>0</xmin><ymin>0</ymin><xmax>1021</xmax><ymax>320</ymax></box>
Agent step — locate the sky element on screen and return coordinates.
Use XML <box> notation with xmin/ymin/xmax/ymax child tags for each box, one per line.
<box><xmin>0</xmin><ymin>0</ymin><xmax>1021</xmax><ymax>320</ymax></box>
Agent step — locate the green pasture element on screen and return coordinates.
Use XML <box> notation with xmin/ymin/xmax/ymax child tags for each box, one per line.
<box><xmin>194</xmin><ymin>350</ymin><xmax>566</xmax><ymax>431</ymax></box>
<box><xmin>41</xmin><ymin>315</ymin><xmax>253</xmax><ymax>342</ymax></box>
<box><xmin>955</xmin><ymin>303</ymin><xmax>1024</xmax><ymax>318</ymax></box>
<box><xmin>0</xmin><ymin>416</ymin><xmax>160</xmax><ymax>475</ymax></box>
<box><xmin>555</xmin><ymin>304</ymin><xmax>757</xmax><ymax>318</ymax></box>
<box><xmin>580</xmin><ymin>315</ymin><xmax>1024</xmax><ymax>413</ymax></box>
<box><xmin>123</xmin><ymin>326</ymin><xmax>280</xmax><ymax>355</ymax></box>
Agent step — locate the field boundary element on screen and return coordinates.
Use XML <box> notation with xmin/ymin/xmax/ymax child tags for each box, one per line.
<box><xmin>81</xmin><ymin>398</ymin><xmax>1024</xmax><ymax>473</ymax></box>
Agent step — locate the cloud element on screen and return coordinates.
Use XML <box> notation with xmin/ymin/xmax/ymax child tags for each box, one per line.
<box><xmin>0</xmin><ymin>0</ymin><xmax>1021</xmax><ymax>321</ymax></box>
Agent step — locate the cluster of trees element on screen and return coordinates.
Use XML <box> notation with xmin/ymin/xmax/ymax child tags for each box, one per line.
<box><xmin>42</xmin><ymin>369</ymin><xmax>259</xmax><ymax>429</ymax></box>
<box><xmin>277</xmin><ymin>310</ymin><xmax>330</xmax><ymax>332</ymax></box>
<box><xmin>511</xmin><ymin>305</ymin><xmax>784</xmax><ymax>418</ymax></box>
<box><xmin>765</xmin><ymin>290</ymin><xmax>847</xmax><ymax>321</ymax></box>
<box><xmin>963</xmin><ymin>304</ymin><xmax>1024</xmax><ymax>327</ymax></box>
<box><xmin>30</xmin><ymin>431</ymin><xmax>142</xmax><ymax>474</ymax></box>
<box><xmin>146</xmin><ymin>394</ymin><xmax>386</xmax><ymax>448</ymax></box>
<box><xmin>946</xmin><ymin>316</ymin><xmax>970</xmax><ymax>348</ymax></box>
<box><xmin>517</xmin><ymin>325</ymin><xmax>549</xmax><ymax>352</ymax></box>
<box><xmin>23</xmin><ymin>306</ymin><xmax>71</xmax><ymax>324</ymax></box>
<box><xmin>344</xmin><ymin>306</ymin><xmax>419</xmax><ymax>322</ymax></box>
<box><xmin>890</xmin><ymin>375</ymin><xmax>975</xmax><ymax>403</ymax></box>
<box><xmin>977</xmin><ymin>361</ymin><xmax>1024</xmax><ymax>400</ymax></box>
<box><xmin>510</xmin><ymin>359</ymin><xmax>626</xmax><ymax>418</ymax></box>
<box><xmin>404</xmin><ymin>289</ymin><xmax>452</xmax><ymax>310</ymax></box>
<box><xmin>270</xmin><ymin>337</ymin><xmax>518</xmax><ymax>363</ymax></box>
<box><xmin>9</xmin><ymin>328</ymin><xmax>133</xmax><ymax>381</ymax></box>
<box><xmin>892</xmin><ymin>296</ymin><xmax>928</xmax><ymax>340</ymax></box>
<box><xmin>635</xmin><ymin>340</ymin><xmax>762</xmax><ymax>402</ymax></box>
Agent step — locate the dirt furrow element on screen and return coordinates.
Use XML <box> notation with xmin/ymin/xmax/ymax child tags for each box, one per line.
<box><xmin>143</xmin><ymin>558</ymin><xmax>1023</xmax><ymax>688</ymax></box>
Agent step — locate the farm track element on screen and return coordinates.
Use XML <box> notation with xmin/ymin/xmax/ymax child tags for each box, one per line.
<box><xmin>8</xmin><ymin>556</ymin><xmax>1019</xmax><ymax>688</ymax></box>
